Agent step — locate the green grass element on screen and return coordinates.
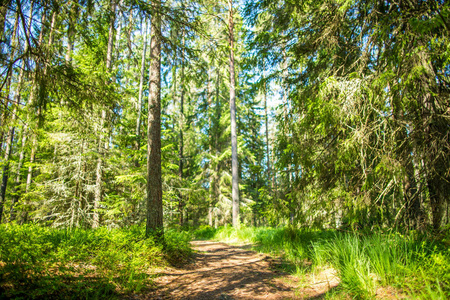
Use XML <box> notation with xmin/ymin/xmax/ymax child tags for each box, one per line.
<box><xmin>203</xmin><ymin>226</ymin><xmax>450</xmax><ymax>299</ymax></box>
<box><xmin>0</xmin><ymin>224</ymin><xmax>192</xmax><ymax>299</ymax></box>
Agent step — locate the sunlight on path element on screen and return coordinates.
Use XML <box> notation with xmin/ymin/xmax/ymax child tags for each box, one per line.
<box><xmin>144</xmin><ymin>241</ymin><xmax>317</xmax><ymax>300</ymax></box>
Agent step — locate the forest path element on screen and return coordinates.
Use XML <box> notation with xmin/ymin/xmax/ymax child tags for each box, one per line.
<box><xmin>145</xmin><ymin>241</ymin><xmax>338</xmax><ymax>300</ymax></box>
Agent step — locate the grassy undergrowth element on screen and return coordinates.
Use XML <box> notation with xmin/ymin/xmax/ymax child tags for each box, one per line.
<box><xmin>194</xmin><ymin>226</ymin><xmax>450</xmax><ymax>299</ymax></box>
<box><xmin>0</xmin><ymin>224</ymin><xmax>192</xmax><ymax>299</ymax></box>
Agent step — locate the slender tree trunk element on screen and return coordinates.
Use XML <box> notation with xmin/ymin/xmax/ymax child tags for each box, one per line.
<box><xmin>146</xmin><ymin>0</ymin><xmax>163</xmax><ymax>241</ymax></box>
<box><xmin>65</xmin><ymin>0</ymin><xmax>78</xmax><ymax>63</ymax></box>
<box><xmin>0</xmin><ymin>127</ymin><xmax>14</xmax><ymax>222</ymax></box>
<box><xmin>135</xmin><ymin>17</ymin><xmax>148</xmax><ymax>166</ymax></box>
<box><xmin>114</xmin><ymin>1</ymin><xmax>123</xmax><ymax>61</ymax></box>
<box><xmin>262</xmin><ymin>60</ymin><xmax>271</xmax><ymax>225</ymax></box>
<box><xmin>214</xmin><ymin>68</ymin><xmax>221</xmax><ymax>228</ymax></box>
<box><xmin>93</xmin><ymin>0</ymin><xmax>116</xmax><ymax>228</ymax></box>
<box><xmin>280</xmin><ymin>47</ymin><xmax>294</xmax><ymax>224</ymax></box>
<box><xmin>10</xmin><ymin>126</ymin><xmax>26</xmax><ymax>220</ymax></box>
<box><xmin>0</xmin><ymin>12</ymin><xmax>18</xmax><ymax>150</ymax></box>
<box><xmin>208</xmin><ymin>67</ymin><xmax>214</xmax><ymax>227</ymax></box>
<box><xmin>170</xmin><ymin>27</ymin><xmax>179</xmax><ymax>225</ymax></box>
<box><xmin>263</xmin><ymin>64</ymin><xmax>270</xmax><ymax>183</ymax></box>
<box><xmin>228</xmin><ymin>0</ymin><xmax>239</xmax><ymax>228</ymax></box>
<box><xmin>1</xmin><ymin>54</ymin><xmax>26</xmax><ymax>223</ymax></box>
<box><xmin>26</xmin><ymin>10</ymin><xmax>56</xmax><ymax>199</ymax></box>
<box><xmin>0</xmin><ymin>13</ymin><xmax>20</xmax><ymax>220</ymax></box>
<box><xmin>178</xmin><ymin>34</ymin><xmax>185</xmax><ymax>227</ymax></box>
<box><xmin>0</xmin><ymin>0</ymin><xmax>10</xmax><ymax>40</ymax></box>
<box><xmin>9</xmin><ymin>3</ymin><xmax>34</xmax><ymax>221</ymax></box>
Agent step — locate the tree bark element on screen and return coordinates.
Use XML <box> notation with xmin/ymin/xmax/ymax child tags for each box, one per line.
<box><xmin>26</xmin><ymin>10</ymin><xmax>56</xmax><ymax>196</ymax></box>
<box><xmin>213</xmin><ymin>67</ymin><xmax>221</xmax><ymax>228</ymax></box>
<box><xmin>135</xmin><ymin>17</ymin><xmax>148</xmax><ymax>167</ymax></box>
<box><xmin>0</xmin><ymin>12</ymin><xmax>18</xmax><ymax>151</ymax></box>
<box><xmin>1</xmin><ymin>40</ymin><xmax>26</xmax><ymax>223</ymax></box>
<box><xmin>0</xmin><ymin>0</ymin><xmax>10</xmax><ymax>40</ymax></box>
<box><xmin>178</xmin><ymin>34</ymin><xmax>185</xmax><ymax>227</ymax></box>
<box><xmin>146</xmin><ymin>0</ymin><xmax>163</xmax><ymax>241</ymax></box>
<box><xmin>10</xmin><ymin>3</ymin><xmax>33</xmax><ymax>222</ymax></box>
<box><xmin>65</xmin><ymin>0</ymin><xmax>78</xmax><ymax>63</ymax></box>
<box><xmin>0</xmin><ymin>127</ymin><xmax>14</xmax><ymax>223</ymax></box>
<box><xmin>415</xmin><ymin>50</ymin><xmax>449</xmax><ymax>230</ymax></box>
<box><xmin>93</xmin><ymin>0</ymin><xmax>116</xmax><ymax>228</ymax></box>
<box><xmin>228</xmin><ymin>0</ymin><xmax>239</xmax><ymax>228</ymax></box>
<box><xmin>208</xmin><ymin>67</ymin><xmax>214</xmax><ymax>227</ymax></box>
<box><xmin>0</xmin><ymin>11</ymin><xmax>19</xmax><ymax>195</ymax></box>
<box><xmin>263</xmin><ymin>63</ymin><xmax>270</xmax><ymax>183</ymax></box>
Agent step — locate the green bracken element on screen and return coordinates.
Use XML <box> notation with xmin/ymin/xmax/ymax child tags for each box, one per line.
<box><xmin>0</xmin><ymin>224</ymin><xmax>192</xmax><ymax>299</ymax></box>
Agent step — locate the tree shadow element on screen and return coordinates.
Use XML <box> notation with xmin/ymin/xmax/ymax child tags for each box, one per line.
<box><xmin>148</xmin><ymin>242</ymin><xmax>296</xmax><ymax>299</ymax></box>
<box><xmin>0</xmin><ymin>265</ymin><xmax>153</xmax><ymax>299</ymax></box>
<box><xmin>0</xmin><ymin>274</ymin><xmax>118</xmax><ymax>299</ymax></box>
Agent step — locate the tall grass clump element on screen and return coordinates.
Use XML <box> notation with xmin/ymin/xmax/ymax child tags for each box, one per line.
<box><xmin>319</xmin><ymin>234</ymin><xmax>376</xmax><ymax>298</ymax></box>
<box><xmin>212</xmin><ymin>225</ymin><xmax>259</xmax><ymax>244</ymax></box>
<box><xmin>0</xmin><ymin>224</ymin><xmax>192</xmax><ymax>299</ymax></box>
<box><xmin>192</xmin><ymin>225</ymin><xmax>217</xmax><ymax>240</ymax></box>
<box><xmin>209</xmin><ymin>226</ymin><xmax>450</xmax><ymax>299</ymax></box>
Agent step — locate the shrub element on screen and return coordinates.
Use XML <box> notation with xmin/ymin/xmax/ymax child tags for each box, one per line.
<box><xmin>0</xmin><ymin>224</ymin><xmax>192</xmax><ymax>299</ymax></box>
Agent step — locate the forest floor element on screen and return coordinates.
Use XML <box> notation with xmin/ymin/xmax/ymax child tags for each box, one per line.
<box><xmin>135</xmin><ymin>240</ymin><xmax>340</xmax><ymax>300</ymax></box>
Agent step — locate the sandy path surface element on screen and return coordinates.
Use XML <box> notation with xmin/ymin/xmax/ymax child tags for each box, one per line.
<box><xmin>146</xmin><ymin>241</ymin><xmax>301</xmax><ymax>300</ymax></box>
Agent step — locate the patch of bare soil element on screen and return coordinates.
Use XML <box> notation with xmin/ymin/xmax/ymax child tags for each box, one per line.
<box><xmin>138</xmin><ymin>241</ymin><xmax>339</xmax><ymax>300</ymax></box>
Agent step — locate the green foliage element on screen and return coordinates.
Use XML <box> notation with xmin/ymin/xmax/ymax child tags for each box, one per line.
<box><xmin>0</xmin><ymin>224</ymin><xmax>192</xmax><ymax>299</ymax></box>
<box><xmin>192</xmin><ymin>225</ymin><xmax>217</xmax><ymax>240</ymax></box>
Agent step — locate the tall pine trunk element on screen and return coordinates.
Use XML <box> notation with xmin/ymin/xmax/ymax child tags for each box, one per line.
<box><xmin>93</xmin><ymin>0</ymin><xmax>116</xmax><ymax>228</ymax></box>
<box><xmin>214</xmin><ymin>68</ymin><xmax>221</xmax><ymax>228</ymax></box>
<box><xmin>0</xmin><ymin>127</ymin><xmax>14</xmax><ymax>222</ymax></box>
<box><xmin>0</xmin><ymin>12</ymin><xmax>18</xmax><ymax>151</ymax></box>
<box><xmin>10</xmin><ymin>3</ymin><xmax>34</xmax><ymax>221</ymax></box>
<box><xmin>178</xmin><ymin>34</ymin><xmax>185</xmax><ymax>227</ymax></box>
<box><xmin>135</xmin><ymin>17</ymin><xmax>148</xmax><ymax>166</ymax></box>
<box><xmin>24</xmin><ymin>10</ymin><xmax>56</xmax><ymax>223</ymax></box>
<box><xmin>228</xmin><ymin>0</ymin><xmax>239</xmax><ymax>228</ymax></box>
<box><xmin>146</xmin><ymin>0</ymin><xmax>163</xmax><ymax>241</ymax></box>
<box><xmin>208</xmin><ymin>67</ymin><xmax>214</xmax><ymax>227</ymax></box>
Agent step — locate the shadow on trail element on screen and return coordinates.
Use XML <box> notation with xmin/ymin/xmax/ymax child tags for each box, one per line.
<box><xmin>150</xmin><ymin>241</ymin><xmax>294</xmax><ymax>300</ymax></box>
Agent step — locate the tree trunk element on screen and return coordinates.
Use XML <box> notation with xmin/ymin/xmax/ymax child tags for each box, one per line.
<box><xmin>392</xmin><ymin>90</ymin><xmax>420</xmax><ymax>229</ymax></box>
<box><xmin>135</xmin><ymin>17</ymin><xmax>148</xmax><ymax>167</ymax></box>
<box><xmin>416</xmin><ymin>50</ymin><xmax>449</xmax><ymax>231</ymax></box>
<box><xmin>0</xmin><ymin>11</ymin><xmax>21</xmax><ymax>223</ymax></box>
<box><xmin>228</xmin><ymin>0</ymin><xmax>239</xmax><ymax>228</ymax></box>
<box><xmin>263</xmin><ymin>63</ymin><xmax>270</xmax><ymax>184</ymax></box>
<box><xmin>146</xmin><ymin>0</ymin><xmax>163</xmax><ymax>241</ymax></box>
<box><xmin>0</xmin><ymin>12</ymin><xmax>18</xmax><ymax>150</ymax></box>
<box><xmin>25</xmin><ymin>10</ymin><xmax>56</xmax><ymax>210</ymax></box>
<box><xmin>214</xmin><ymin>67</ymin><xmax>221</xmax><ymax>228</ymax></box>
<box><xmin>208</xmin><ymin>67</ymin><xmax>214</xmax><ymax>227</ymax></box>
<box><xmin>178</xmin><ymin>34</ymin><xmax>185</xmax><ymax>227</ymax></box>
<box><xmin>282</xmin><ymin>49</ymin><xmax>294</xmax><ymax>225</ymax></box>
<box><xmin>1</xmin><ymin>57</ymin><xmax>26</xmax><ymax>224</ymax></box>
<box><xmin>0</xmin><ymin>127</ymin><xmax>14</xmax><ymax>223</ymax></box>
<box><xmin>10</xmin><ymin>3</ymin><xmax>34</xmax><ymax>222</ymax></box>
<box><xmin>93</xmin><ymin>0</ymin><xmax>116</xmax><ymax>228</ymax></box>
<box><xmin>65</xmin><ymin>0</ymin><xmax>78</xmax><ymax>63</ymax></box>
<box><xmin>0</xmin><ymin>0</ymin><xmax>10</xmax><ymax>40</ymax></box>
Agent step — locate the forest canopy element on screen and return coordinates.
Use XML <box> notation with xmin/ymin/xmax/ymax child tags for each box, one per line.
<box><xmin>0</xmin><ymin>0</ymin><xmax>449</xmax><ymax>232</ymax></box>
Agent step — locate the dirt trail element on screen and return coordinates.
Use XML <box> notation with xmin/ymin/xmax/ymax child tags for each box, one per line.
<box><xmin>145</xmin><ymin>241</ymin><xmax>336</xmax><ymax>300</ymax></box>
